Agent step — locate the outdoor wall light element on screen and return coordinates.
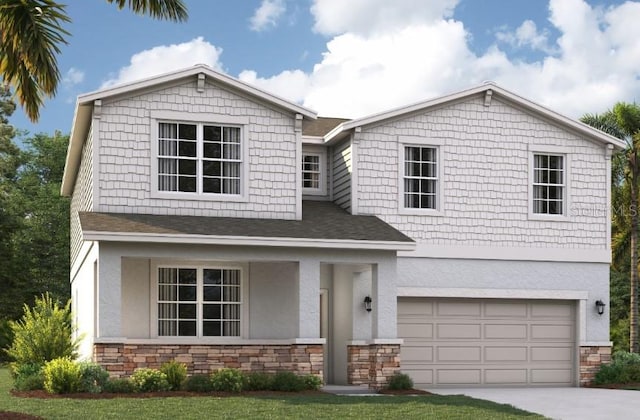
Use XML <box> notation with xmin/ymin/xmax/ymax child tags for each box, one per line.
<box><xmin>595</xmin><ymin>300</ymin><xmax>606</xmax><ymax>316</ymax></box>
<box><xmin>364</xmin><ymin>296</ymin><xmax>372</xmax><ymax>312</ymax></box>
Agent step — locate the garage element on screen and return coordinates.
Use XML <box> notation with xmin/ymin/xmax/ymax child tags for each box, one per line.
<box><xmin>398</xmin><ymin>297</ymin><xmax>576</xmax><ymax>387</ymax></box>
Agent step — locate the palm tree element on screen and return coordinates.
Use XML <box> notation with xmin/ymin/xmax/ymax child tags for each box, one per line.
<box><xmin>582</xmin><ymin>103</ymin><xmax>640</xmax><ymax>353</ymax></box>
<box><xmin>0</xmin><ymin>0</ymin><xmax>187</xmax><ymax>122</ymax></box>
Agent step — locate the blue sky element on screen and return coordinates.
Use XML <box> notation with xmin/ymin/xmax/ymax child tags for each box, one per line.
<box><xmin>9</xmin><ymin>0</ymin><xmax>637</xmax><ymax>137</ymax></box>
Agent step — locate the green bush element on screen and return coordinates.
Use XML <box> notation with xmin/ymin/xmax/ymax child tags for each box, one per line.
<box><xmin>387</xmin><ymin>373</ymin><xmax>414</xmax><ymax>390</ymax></box>
<box><xmin>184</xmin><ymin>374</ymin><xmax>213</xmax><ymax>392</ymax></box>
<box><xmin>6</xmin><ymin>293</ymin><xmax>78</xmax><ymax>367</ymax></box>
<box><xmin>78</xmin><ymin>362</ymin><xmax>109</xmax><ymax>393</ymax></box>
<box><xmin>130</xmin><ymin>368</ymin><xmax>170</xmax><ymax>392</ymax></box>
<box><xmin>301</xmin><ymin>374</ymin><xmax>322</xmax><ymax>390</ymax></box>
<box><xmin>160</xmin><ymin>360</ymin><xmax>187</xmax><ymax>391</ymax></box>
<box><xmin>0</xmin><ymin>318</ymin><xmax>13</xmax><ymax>363</ymax></box>
<box><xmin>271</xmin><ymin>371</ymin><xmax>305</xmax><ymax>392</ymax></box>
<box><xmin>13</xmin><ymin>362</ymin><xmax>44</xmax><ymax>391</ymax></box>
<box><xmin>210</xmin><ymin>368</ymin><xmax>244</xmax><ymax>392</ymax></box>
<box><xmin>594</xmin><ymin>351</ymin><xmax>640</xmax><ymax>385</ymax></box>
<box><xmin>103</xmin><ymin>378</ymin><xmax>135</xmax><ymax>393</ymax></box>
<box><xmin>242</xmin><ymin>372</ymin><xmax>274</xmax><ymax>391</ymax></box>
<box><xmin>43</xmin><ymin>357</ymin><xmax>82</xmax><ymax>394</ymax></box>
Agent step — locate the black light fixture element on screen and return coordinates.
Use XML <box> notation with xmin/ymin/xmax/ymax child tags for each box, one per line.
<box><xmin>595</xmin><ymin>300</ymin><xmax>606</xmax><ymax>316</ymax></box>
<box><xmin>363</xmin><ymin>296</ymin><xmax>372</xmax><ymax>312</ymax></box>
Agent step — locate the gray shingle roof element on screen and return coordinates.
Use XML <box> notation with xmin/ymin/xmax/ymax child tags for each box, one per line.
<box><xmin>302</xmin><ymin>117</ymin><xmax>350</xmax><ymax>137</ymax></box>
<box><xmin>79</xmin><ymin>201</ymin><xmax>413</xmax><ymax>244</ymax></box>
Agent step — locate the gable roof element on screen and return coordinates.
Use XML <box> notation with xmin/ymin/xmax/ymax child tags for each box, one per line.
<box><xmin>324</xmin><ymin>82</ymin><xmax>626</xmax><ymax>150</ymax></box>
<box><xmin>302</xmin><ymin>117</ymin><xmax>350</xmax><ymax>137</ymax></box>
<box><xmin>78</xmin><ymin>201</ymin><xmax>414</xmax><ymax>251</ymax></box>
<box><xmin>61</xmin><ymin>64</ymin><xmax>317</xmax><ymax>196</ymax></box>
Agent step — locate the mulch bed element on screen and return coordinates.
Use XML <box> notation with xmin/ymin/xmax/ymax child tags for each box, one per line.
<box><xmin>587</xmin><ymin>383</ymin><xmax>640</xmax><ymax>390</ymax></box>
<box><xmin>0</xmin><ymin>412</ymin><xmax>44</xmax><ymax>420</ymax></box>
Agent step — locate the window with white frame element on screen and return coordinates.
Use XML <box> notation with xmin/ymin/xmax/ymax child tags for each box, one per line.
<box><xmin>158</xmin><ymin>267</ymin><xmax>241</xmax><ymax>337</ymax></box>
<box><xmin>158</xmin><ymin>122</ymin><xmax>242</xmax><ymax>195</ymax></box>
<box><xmin>532</xmin><ymin>154</ymin><xmax>565</xmax><ymax>215</ymax></box>
<box><xmin>302</xmin><ymin>153</ymin><xmax>321</xmax><ymax>190</ymax></box>
<box><xmin>403</xmin><ymin>146</ymin><xmax>438</xmax><ymax>209</ymax></box>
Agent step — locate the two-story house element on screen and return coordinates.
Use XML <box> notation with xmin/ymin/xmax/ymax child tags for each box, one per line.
<box><xmin>62</xmin><ymin>64</ymin><xmax>623</xmax><ymax>389</ymax></box>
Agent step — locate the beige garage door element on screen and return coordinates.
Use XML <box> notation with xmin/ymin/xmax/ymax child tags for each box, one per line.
<box><xmin>398</xmin><ymin>298</ymin><xmax>576</xmax><ymax>387</ymax></box>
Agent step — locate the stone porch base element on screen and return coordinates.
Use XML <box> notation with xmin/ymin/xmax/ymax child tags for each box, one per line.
<box><xmin>347</xmin><ymin>344</ymin><xmax>401</xmax><ymax>390</ymax></box>
<box><xmin>579</xmin><ymin>345</ymin><xmax>611</xmax><ymax>386</ymax></box>
<box><xmin>94</xmin><ymin>343</ymin><xmax>323</xmax><ymax>381</ymax></box>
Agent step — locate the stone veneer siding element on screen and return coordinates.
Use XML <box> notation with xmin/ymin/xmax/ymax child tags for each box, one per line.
<box><xmin>579</xmin><ymin>345</ymin><xmax>611</xmax><ymax>386</ymax></box>
<box><xmin>347</xmin><ymin>344</ymin><xmax>401</xmax><ymax>389</ymax></box>
<box><xmin>94</xmin><ymin>343</ymin><xmax>323</xmax><ymax>380</ymax></box>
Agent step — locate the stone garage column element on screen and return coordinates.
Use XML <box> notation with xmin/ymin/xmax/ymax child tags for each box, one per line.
<box><xmin>297</xmin><ymin>258</ymin><xmax>321</xmax><ymax>338</ymax></box>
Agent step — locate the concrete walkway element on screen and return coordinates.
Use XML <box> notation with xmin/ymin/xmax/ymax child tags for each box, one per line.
<box><xmin>432</xmin><ymin>387</ymin><xmax>640</xmax><ymax>420</ymax></box>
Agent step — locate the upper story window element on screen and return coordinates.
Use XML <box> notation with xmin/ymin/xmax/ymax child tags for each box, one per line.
<box><xmin>403</xmin><ymin>146</ymin><xmax>438</xmax><ymax>210</ymax></box>
<box><xmin>532</xmin><ymin>154</ymin><xmax>564</xmax><ymax>215</ymax></box>
<box><xmin>157</xmin><ymin>122</ymin><xmax>242</xmax><ymax>195</ymax></box>
<box><xmin>157</xmin><ymin>266</ymin><xmax>242</xmax><ymax>337</ymax></box>
<box><xmin>301</xmin><ymin>149</ymin><xmax>326</xmax><ymax>196</ymax></box>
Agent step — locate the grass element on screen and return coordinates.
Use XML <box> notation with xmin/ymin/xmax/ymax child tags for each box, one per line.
<box><xmin>0</xmin><ymin>368</ymin><xmax>545</xmax><ymax>419</ymax></box>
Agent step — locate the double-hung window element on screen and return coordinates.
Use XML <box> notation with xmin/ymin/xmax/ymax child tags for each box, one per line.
<box><xmin>532</xmin><ymin>154</ymin><xmax>565</xmax><ymax>215</ymax></box>
<box><xmin>403</xmin><ymin>146</ymin><xmax>438</xmax><ymax>210</ymax></box>
<box><xmin>157</xmin><ymin>266</ymin><xmax>242</xmax><ymax>337</ymax></box>
<box><xmin>157</xmin><ymin>122</ymin><xmax>242</xmax><ymax>195</ymax></box>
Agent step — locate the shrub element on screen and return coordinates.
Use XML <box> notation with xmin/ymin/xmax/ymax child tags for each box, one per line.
<box><xmin>271</xmin><ymin>371</ymin><xmax>305</xmax><ymax>392</ymax></box>
<box><xmin>78</xmin><ymin>362</ymin><xmax>109</xmax><ymax>393</ymax></box>
<box><xmin>387</xmin><ymin>373</ymin><xmax>414</xmax><ymax>390</ymax></box>
<box><xmin>210</xmin><ymin>368</ymin><xmax>244</xmax><ymax>392</ymax></box>
<box><xmin>6</xmin><ymin>293</ymin><xmax>78</xmax><ymax>367</ymax></box>
<box><xmin>301</xmin><ymin>374</ymin><xmax>322</xmax><ymax>390</ymax></box>
<box><xmin>130</xmin><ymin>368</ymin><xmax>170</xmax><ymax>392</ymax></box>
<box><xmin>160</xmin><ymin>360</ymin><xmax>187</xmax><ymax>391</ymax></box>
<box><xmin>0</xmin><ymin>318</ymin><xmax>13</xmax><ymax>363</ymax></box>
<box><xmin>103</xmin><ymin>378</ymin><xmax>135</xmax><ymax>393</ymax></box>
<box><xmin>43</xmin><ymin>357</ymin><xmax>82</xmax><ymax>394</ymax></box>
<box><xmin>594</xmin><ymin>351</ymin><xmax>640</xmax><ymax>385</ymax></box>
<box><xmin>184</xmin><ymin>374</ymin><xmax>213</xmax><ymax>392</ymax></box>
<box><xmin>13</xmin><ymin>362</ymin><xmax>44</xmax><ymax>391</ymax></box>
<box><xmin>242</xmin><ymin>372</ymin><xmax>274</xmax><ymax>391</ymax></box>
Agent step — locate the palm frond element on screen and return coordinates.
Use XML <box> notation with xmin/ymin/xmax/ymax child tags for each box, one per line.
<box><xmin>105</xmin><ymin>0</ymin><xmax>188</xmax><ymax>22</ymax></box>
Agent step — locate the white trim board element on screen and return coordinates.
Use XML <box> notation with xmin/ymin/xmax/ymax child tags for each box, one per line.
<box><xmin>94</xmin><ymin>337</ymin><xmax>327</xmax><ymax>345</ymax></box>
<box><xmin>397</xmin><ymin>287</ymin><xmax>589</xmax><ymax>300</ymax></box>
<box><xmin>398</xmin><ymin>243</ymin><xmax>611</xmax><ymax>263</ymax></box>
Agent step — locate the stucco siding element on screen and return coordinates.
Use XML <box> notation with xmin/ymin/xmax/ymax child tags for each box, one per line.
<box><xmin>249</xmin><ymin>262</ymin><xmax>298</xmax><ymax>339</ymax></box>
<box><xmin>355</xmin><ymin>95</ymin><xmax>608</xmax><ymax>249</ymax></box>
<box><xmin>397</xmin><ymin>257</ymin><xmax>609</xmax><ymax>342</ymax></box>
<box><xmin>333</xmin><ymin>139</ymin><xmax>352</xmax><ymax>211</ymax></box>
<box><xmin>97</xmin><ymin>79</ymin><xmax>298</xmax><ymax>219</ymax></box>
<box><xmin>122</xmin><ymin>258</ymin><xmax>150</xmax><ymax>338</ymax></box>
<box><xmin>71</xmin><ymin>243</ymin><xmax>98</xmax><ymax>360</ymax></box>
<box><xmin>70</xmin><ymin>126</ymin><xmax>94</xmax><ymax>265</ymax></box>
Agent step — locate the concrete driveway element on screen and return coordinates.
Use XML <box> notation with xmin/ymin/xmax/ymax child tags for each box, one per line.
<box><xmin>432</xmin><ymin>387</ymin><xmax>640</xmax><ymax>420</ymax></box>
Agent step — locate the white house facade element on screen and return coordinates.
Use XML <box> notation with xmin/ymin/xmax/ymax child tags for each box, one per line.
<box><xmin>62</xmin><ymin>65</ymin><xmax>623</xmax><ymax>389</ymax></box>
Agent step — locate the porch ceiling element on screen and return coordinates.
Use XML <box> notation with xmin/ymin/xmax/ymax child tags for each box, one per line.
<box><xmin>79</xmin><ymin>201</ymin><xmax>414</xmax><ymax>250</ymax></box>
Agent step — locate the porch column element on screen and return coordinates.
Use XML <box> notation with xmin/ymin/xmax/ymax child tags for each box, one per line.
<box><xmin>372</xmin><ymin>256</ymin><xmax>398</xmax><ymax>339</ymax></box>
<box><xmin>97</xmin><ymin>246</ymin><xmax>122</xmax><ymax>338</ymax></box>
<box><xmin>297</xmin><ymin>258</ymin><xmax>320</xmax><ymax>338</ymax></box>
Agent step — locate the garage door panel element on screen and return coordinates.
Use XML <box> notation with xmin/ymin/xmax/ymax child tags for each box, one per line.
<box><xmin>485</xmin><ymin>346</ymin><xmax>528</xmax><ymax>362</ymax></box>
<box><xmin>398</xmin><ymin>298</ymin><xmax>575</xmax><ymax>387</ymax></box>
<box><xmin>437</xmin><ymin>323</ymin><xmax>481</xmax><ymax>339</ymax></box>
<box><xmin>437</xmin><ymin>346</ymin><xmax>481</xmax><ymax>362</ymax></box>
<box><xmin>437</xmin><ymin>301</ymin><xmax>481</xmax><ymax>317</ymax></box>
<box><xmin>398</xmin><ymin>299</ymin><xmax>434</xmax><ymax>316</ymax></box>
<box><xmin>485</xmin><ymin>324</ymin><xmax>528</xmax><ymax>339</ymax></box>
<box><xmin>398</xmin><ymin>322</ymin><xmax>433</xmax><ymax>338</ymax></box>
<box><xmin>484</xmin><ymin>369</ymin><xmax>528</xmax><ymax>384</ymax></box>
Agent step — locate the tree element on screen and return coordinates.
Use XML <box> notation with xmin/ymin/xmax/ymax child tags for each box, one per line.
<box><xmin>582</xmin><ymin>103</ymin><xmax>640</xmax><ymax>353</ymax></box>
<box><xmin>0</xmin><ymin>0</ymin><xmax>188</xmax><ymax>122</ymax></box>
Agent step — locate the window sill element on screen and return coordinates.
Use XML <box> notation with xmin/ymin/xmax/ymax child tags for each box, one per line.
<box><xmin>528</xmin><ymin>213</ymin><xmax>569</xmax><ymax>222</ymax></box>
<box><xmin>95</xmin><ymin>337</ymin><xmax>327</xmax><ymax>346</ymax></box>
<box><xmin>398</xmin><ymin>207</ymin><xmax>444</xmax><ymax>217</ymax></box>
<box><xmin>151</xmin><ymin>191</ymin><xmax>248</xmax><ymax>203</ymax></box>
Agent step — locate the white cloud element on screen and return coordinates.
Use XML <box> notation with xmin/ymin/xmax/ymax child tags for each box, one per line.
<box><xmin>101</xmin><ymin>37</ymin><xmax>223</xmax><ymax>88</ymax></box>
<box><xmin>241</xmin><ymin>0</ymin><xmax>640</xmax><ymax>119</ymax></box>
<box><xmin>62</xmin><ymin>67</ymin><xmax>85</xmax><ymax>87</ymax></box>
<box><xmin>250</xmin><ymin>0</ymin><xmax>286</xmax><ymax>32</ymax></box>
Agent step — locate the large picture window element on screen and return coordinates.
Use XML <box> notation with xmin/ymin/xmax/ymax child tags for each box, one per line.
<box><xmin>403</xmin><ymin>146</ymin><xmax>438</xmax><ymax>209</ymax></box>
<box><xmin>533</xmin><ymin>154</ymin><xmax>565</xmax><ymax>215</ymax></box>
<box><xmin>158</xmin><ymin>266</ymin><xmax>241</xmax><ymax>337</ymax></box>
<box><xmin>158</xmin><ymin>122</ymin><xmax>242</xmax><ymax>195</ymax></box>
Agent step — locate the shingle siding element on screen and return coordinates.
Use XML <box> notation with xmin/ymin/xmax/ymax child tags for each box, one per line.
<box><xmin>355</xmin><ymin>96</ymin><xmax>608</xmax><ymax>249</ymax></box>
<box><xmin>97</xmin><ymin>79</ymin><xmax>298</xmax><ymax>219</ymax></box>
<box><xmin>70</xmin><ymin>126</ymin><xmax>94</xmax><ymax>264</ymax></box>
<box><xmin>333</xmin><ymin>139</ymin><xmax>352</xmax><ymax>211</ymax></box>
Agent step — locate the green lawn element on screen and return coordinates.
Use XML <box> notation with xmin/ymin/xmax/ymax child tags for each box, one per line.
<box><xmin>0</xmin><ymin>368</ymin><xmax>545</xmax><ymax>419</ymax></box>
